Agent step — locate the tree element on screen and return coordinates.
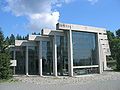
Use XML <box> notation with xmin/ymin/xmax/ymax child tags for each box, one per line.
<box><xmin>0</xmin><ymin>53</ymin><xmax>12</xmax><ymax>79</ymax></box>
<box><xmin>0</xmin><ymin>29</ymin><xmax>6</xmax><ymax>53</ymax></box>
<box><xmin>24</xmin><ymin>34</ymin><xmax>29</xmax><ymax>40</ymax></box>
<box><xmin>16</xmin><ymin>34</ymin><xmax>22</xmax><ymax>40</ymax></box>
<box><xmin>116</xmin><ymin>29</ymin><xmax>120</xmax><ymax>38</ymax></box>
<box><xmin>9</xmin><ymin>34</ymin><xmax>15</xmax><ymax>45</ymax></box>
<box><xmin>5</xmin><ymin>36</ymin><xmax>10</xmax><ymax>45</ymax></box>
<box><xmin>107</xmin><ymin>30</ymin><xmax>120</xmax><ymax>70</ymax></box>
<box><xmin>107</xmin><ymin>31</ymin><xmax>115</xmax><ymax>41</ymax></box>
<box><xmin>111</xmin><ymin>39</ymin><xmax>120</xmax><ymax>70</ymax></box>
<box><xmin>107</xmin><ymin>31</ymin><xmax>115</xmax><ymax>56</ymax></box>
<box><xmin>0</xmin><ymin>29</ymin><xmax>12</xmax><ymax>79</ymax></box>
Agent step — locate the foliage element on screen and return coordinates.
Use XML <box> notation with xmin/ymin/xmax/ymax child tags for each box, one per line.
<box><xmin>116</xmin><ymin>29</ymin><xmax>120</xmax><ymax>38</ymax></box>
<box><xmin>0</xmin><ymin>29</ymin><xmax>12</xmax><ymax>79</ymax></box>
<box><xmin>107</xmin><ymin>31</ymin><xmax>115</xmax><ymax>41</ymax></box>
<box><xmin>0</xmin><ymin>53</ymin><xmax>12</xmax><ymax>79</ymax></box>
<box><xmin>107</xmin><ymin>30</ymin><xmax>120</xmax><ymax>70</ymax></box>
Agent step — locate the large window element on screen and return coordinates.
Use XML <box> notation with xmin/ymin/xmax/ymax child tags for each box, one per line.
<box><xmin>42</xmin><ymin>41</ymin><xmax>53</xmax><ymax>75</ymax></box>
<box><xmin>15</xmin><ymin>46</ymin><xmax>26</xmax><ymax>75</ymax></box>
<box><xmin>28</xmin><ymin>46</ymin><xmax>39</xmax><ymax>75</ymax></box>
<box><xmin>56</xmin><ymin>34</ymin><xmax>68</xmax><ymax>76</ymax></box>
<box><xmin>72</xmin><ymin>31</ymin><xmax>98</xmax><ymax>66</ymax></box>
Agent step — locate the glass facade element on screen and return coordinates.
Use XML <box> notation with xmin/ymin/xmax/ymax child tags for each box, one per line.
<box><xmin>56</xmin><ymin>34</ymin><xmax>68</xmax><ymax>76</ymax></box>
<box><xmin>72</xmin><ymin>31</ymin><xmax>98</xmax><ymax>66</ymax></box>
<box><xmin>42</xmin><ymin>41</ymin><xmax>53</xmax><ymax>75</ymax></box>
<box><xmin>28</xmin><ymin>46</ymin><xmax>39</xmax><ymax>75</ymax></box>
<box><xmin>10</xmin><ymin>28</ymin><xmax>101</xmax><ymax>76</ymax></box>
<box><xmin>15</xmin><ymin>46</ymin><xmax>26</xmax><ymax>75</ymax></box>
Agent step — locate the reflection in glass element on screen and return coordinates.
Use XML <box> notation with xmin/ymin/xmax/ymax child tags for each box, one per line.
<box><xmin>15</xmin><ymin>46</ymin><xmax>26</xmax><ymax>75</ymax></box>
<box><xmin>42</xmin><ymin>41</ymin><xmax>53</xmax><ymax>75</ymax></box>
<box><xmin>57</xmin><ymin>34</ymin><xmax>68</xmax><ymax>76</ymax></box>
<box><xmin>28</xmin><ymin>46</ymin><xmax>39</xmax><ymax>75</ymax></box>
<box><xmin>72</xmin><ymin>31</ymin><xmax>98</xmax><ymax>66</ymax></box>
<box><xmin>73</xmin><ymin>67</ymin><xmax>99</xmax><ymax>75</ymax></box>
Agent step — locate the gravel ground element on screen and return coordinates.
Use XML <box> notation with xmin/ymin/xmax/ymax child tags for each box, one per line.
<box><xmin>0</xmin><ymin>71</ymin><xmax>120</xmax><ymax>90</ymax></box>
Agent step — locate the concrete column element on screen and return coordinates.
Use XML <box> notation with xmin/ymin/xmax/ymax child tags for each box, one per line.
<box><xmin>26</xmin><ymin>46</ymin><xmax>28</xmax><ymax>76</ymax></box>
<box><xmin>13</xmin><ymin>48</ymin><xmax>16</xmax><ymax>75</ymax></box>
<box><xmin>97</xmin><ymin>33</ymin><xmax>103</xmax><ymax>74</ymax></box>
<box><xmin>39</xmin><ymin>41</ymin><xmax>42</xmax><ymax>76</ymax></box>
<box><xmin>103</xmin><ymin>54</ymin><xmax>107</xmax><ymax>70</ymax></box>
<box><xmin>68</xmin><ymin>29</ymin><xmax>73</xmax><ymax>77</ymax></box>
<box><xmin>53</xmin><ymin>35</ymin><xmax>57</xmax><ymax>76</ymax></box>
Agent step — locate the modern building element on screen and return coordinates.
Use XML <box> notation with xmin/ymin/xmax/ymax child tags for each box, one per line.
<box><xmin>10</xmin><ymin>23</ymin><xmax>111</xmax><ymax>76</ymax></box>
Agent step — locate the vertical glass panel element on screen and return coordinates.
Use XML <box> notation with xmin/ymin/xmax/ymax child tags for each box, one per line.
<box><xmin>72</xmin><ymin>31</ymin><xmax>98</xmax><ymax>66</ymax></box>
<box><xmin>42</xmin><ymin>41</ymin><xmax>53</xmax><ymax>75</ymax></box>
<box><xmin>15</xmin><ymin>46</ymin><xmax>26</xmax><ymax>75</ymax></box>
<box><xmin>28</xmin><ymin>46</ymin><xmax>39</xmax><ymax>75</ymax></box>
<box><xmin>57</xmin><ymin>34</ymin><xmax>68</xmax><ymax>76</ymax></box>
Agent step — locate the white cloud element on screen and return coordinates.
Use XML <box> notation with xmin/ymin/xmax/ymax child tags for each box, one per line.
<box><xmin>28</xmin><ymin>12</ymin><xmax>60</xmax><ymax>31</ymax></box>
<box><xmin>3</xmin><ymin>0</ymin><xmax>72</xmax><ymax>31</ymax></box>
<box><xmin>88</xmin><ymin>0</ymin><xmax>98</xmax><ymax>5</ymax></box>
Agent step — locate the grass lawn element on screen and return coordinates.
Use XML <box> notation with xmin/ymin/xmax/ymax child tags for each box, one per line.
<box><xmin>0</xmin><ymin>78</ymin><xmax>19</xmax><ymax>83</ymax></box>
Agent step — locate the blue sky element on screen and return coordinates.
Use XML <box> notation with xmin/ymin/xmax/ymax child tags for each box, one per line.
<box><xmin>0</xmin><ymin>0</ymin><xmax>120</xmax><ymax>37</ymax></box>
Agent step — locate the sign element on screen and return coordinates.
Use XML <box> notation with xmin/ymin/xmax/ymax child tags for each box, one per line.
<box><xmin>10</xmin><ymin>60</ymin><xmax>17</xmax><ymax>66</ymax></box>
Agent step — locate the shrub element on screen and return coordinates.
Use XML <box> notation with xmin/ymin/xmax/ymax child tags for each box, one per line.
<box><xmin>0</xmin><ymin>52</ymin><xmax>12</xmax><ymax>79</ymax></box>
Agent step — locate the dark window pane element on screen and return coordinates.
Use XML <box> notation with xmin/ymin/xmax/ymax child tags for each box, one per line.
<box><xmin>28</xmin><ymin>46</ymin><xmax>39</xmax><ymax>75</ymax></box>
<box><xmin>72</xmin><ymin>31</ymin><xmax>98</xmax><ymax>66</ymax></box>
<box><xmin>15</xmin><ymin>46</ymin><xmax>26</xmax><ymax>75</ymax></box>
<box><xmin>57</xmin><ymin>33</ymin><xmax>68</xmax><ymax>76</ymax></box>
<box><xmin>42</xmin><ymin>41</ymin><xmax>53</xmax><ymax>75</ymax></box>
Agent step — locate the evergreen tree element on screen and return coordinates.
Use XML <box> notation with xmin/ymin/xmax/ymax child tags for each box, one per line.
<box><xmin>25</xmin><ymin>34</ymin><xmax>29</xmax><ymax>40</ymax></box>
<box><xmin>5</xmin><ymin>36</ymin><xmax>10</xmax><ymax>45</ymax></box>
<box><xmin>0</xmin><ymin>29</ymin><xmax>12</xmax><ymax>79</ymax></box>
<box><xmin>116</xmin><ymin>29</ymin><xmax>120</xmax><ymax>38</ymax></box>
<box><xmin>9</xmin><ymin>34</ymin><xmax>15</xmax><ymax>45</ymax></box>
<box><xmin>32</xmin><ymin>32</ymin><xmax>37</xmax><ymax>35</ymax></box>
<box><xmin>16</xmin><ymin>34</ymin><xmax>22</xmax><ymax>40</ymax></box>
<box><xmin>107</xmin><ymin>31</ymin><xmax>115</xmax><ymax>41</ymax></box>
<box><xmin>107</xmin><ymin>30</ymin><xmax>120</xmax><ymax>70</ymax></box>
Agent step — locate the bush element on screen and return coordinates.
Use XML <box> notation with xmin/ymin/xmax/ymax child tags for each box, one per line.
<box><xmin>0</xmin><ymin>52</ymin><xmax>12</xmax><ymax>79</ymax></box>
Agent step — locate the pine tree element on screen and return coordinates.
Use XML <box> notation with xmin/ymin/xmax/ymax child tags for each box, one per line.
<box><xmin>0</xmin><ymin>28</ymin><xmax>12</xmax><ymax>79</ymax></box>
<box><xmin>5</xmin><ymin>36</ymin><xmax>10</xmax><ymax>45</ymax></box>
<box><xmin>9</xmin><ymin>34</ymin><xmax>15</xmax><ymax>45</ymax></box>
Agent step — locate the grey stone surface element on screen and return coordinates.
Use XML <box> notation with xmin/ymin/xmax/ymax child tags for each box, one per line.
<box><xmin>0</xmin><ymin>71</ymin><xmax>120</xmax><ymax>90</ymax></box>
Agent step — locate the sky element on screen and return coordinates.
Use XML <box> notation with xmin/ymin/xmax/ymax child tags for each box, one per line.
<box><xmin>0</xmin><ymin>0</ymin><xmax>120</xmax><ymax>37</ymax></box>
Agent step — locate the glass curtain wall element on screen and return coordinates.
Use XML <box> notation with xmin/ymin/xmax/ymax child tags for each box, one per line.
<box><xmin>15</xmin><ymin>46</ymin><xmax>26</xmax><ymax>75</ymax></box>
<box><xmin>42</xmin><ymin>41</ymin><xmax>53</xmax><ymax>75</ymax></box>
<box><xmin>72</xmin><ymin>31</ymin><xmax>98</xmax><ymax>75</ymax></box>
<box><xmin>56</xmin><ymin>34</ymin><xmax>68</xmax><ymax>76</ymax></box>
<box><xmin>28</xmin><ymin>46</ymin><xmax>39</xmax><ymax>75</ymax></box>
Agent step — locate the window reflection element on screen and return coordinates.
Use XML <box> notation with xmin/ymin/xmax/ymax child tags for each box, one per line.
<box><xmin>57</xmin><ymin>34</ymin><xmax>68</xmax><ymax>76</ymax></box>
<box><xmin>28</xmin><ymin>46</ymin><xmax>39</xmax><ymax>75</ymax></box>
<box><xmin>42</xmin><ymin>41</ymin><xmax>53</xmax><ymax>75</ymax></box>
<box><xmin>15</xmin><ymin>46</ymin><xmax>26</xmax><ymax>75</ymax></box>
<box><xmin>72</xmin><ymin>31</ymin><xmax>98</xmax><ymax>66</ymax></box>
<box><xmin>73</xmin><ymin>67</ymin><xmax>99</xmax><ymax>75</ymax></box>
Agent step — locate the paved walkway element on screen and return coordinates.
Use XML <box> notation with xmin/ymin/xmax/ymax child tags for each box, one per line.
<box><xmin>0</xmin><ymin>71</ymin><xmax>120</xmax><ymax>90</ymax></box>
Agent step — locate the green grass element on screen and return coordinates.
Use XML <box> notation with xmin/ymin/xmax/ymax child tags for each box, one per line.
<box><xmin>0</xmin><ymin>78</ymin><xmax>19</xmax><ymax>83</ymax></box>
